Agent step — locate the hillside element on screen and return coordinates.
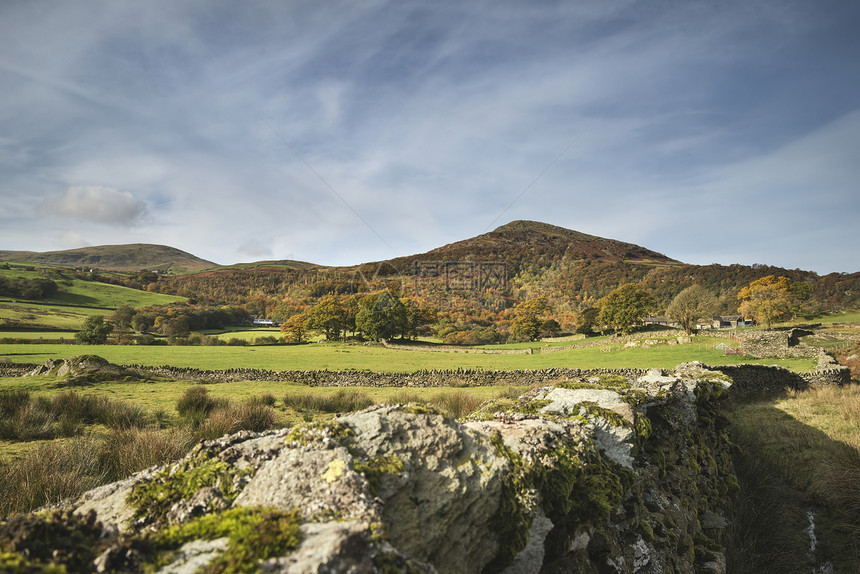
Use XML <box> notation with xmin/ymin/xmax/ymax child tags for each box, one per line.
<box><xmin>359</xmin><ymin>220</ymin><xmax>679</xmax><ymax>274</ymax></box>
<box><xmin>0</xmin><ymin>244</ymin><xmax>217</xmax><ymax>273</ymax></box>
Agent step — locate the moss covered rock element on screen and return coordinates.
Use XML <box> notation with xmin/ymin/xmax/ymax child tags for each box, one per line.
<box><xmin>5</xmin><ymin>364</ymin><xmax>736</xmax><ymax>573</ymax></box>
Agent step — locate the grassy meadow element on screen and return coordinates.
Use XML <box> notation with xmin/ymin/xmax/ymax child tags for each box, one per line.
<box><xmin>0</xmin><ymin>337</ymin><xmax>817</xmax><ymax>372</ymax></box>
<box><xmin>0</xmin><ymin>373</ymin><xmax>522</xmax><ymax>516</ymax></box>
<box><xmin>0</xmin><ymin>266</ymin><xmax>184</xmax><ymax>331</ymax></box>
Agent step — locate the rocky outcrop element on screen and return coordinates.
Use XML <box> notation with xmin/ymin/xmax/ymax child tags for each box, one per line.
<box><xmin>26</xmin><ymin>355</ymin><xmax>146</xmax><ymax>385</ymax></box>
<box><xmin>1</xmin><ymin>364</ymin><xmax>738</xmax><ymax>573</ymax></box>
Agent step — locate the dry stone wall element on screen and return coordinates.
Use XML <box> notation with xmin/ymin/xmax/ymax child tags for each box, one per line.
<box><xmin>381</xmin><ymin>340</ymin><xmax>534</xmax><ymax>354</ymax></box>
<box><xmin>123</xmin><ymin>360</ymin><xmax>849</xmax><ymax>394</ymax></box>
<box><xmin>4</xmin><ymin>364</ymin><xmax>739</xmax><ymax>574</ymax></box>
<box><xmin>125</xmin><ymin>364</ymin><xmax>648</xmax><ymax>388</ymax></box>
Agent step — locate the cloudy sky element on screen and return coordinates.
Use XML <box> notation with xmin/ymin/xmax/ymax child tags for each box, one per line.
<box><xmin>1</xmin><ymin>0</ymin><xmax>858</xmax><ymax>273</ymax></box>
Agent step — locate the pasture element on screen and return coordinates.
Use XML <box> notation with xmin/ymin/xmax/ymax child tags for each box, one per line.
<box><xmin>0</xmin><ymin>266</ymin><xmax>184</xmax><ymax>331</ymax></box>
<box><xmin>0</xmin><ymin>337</ymin><xmax>817</xmax><ymax>372</ymax></box>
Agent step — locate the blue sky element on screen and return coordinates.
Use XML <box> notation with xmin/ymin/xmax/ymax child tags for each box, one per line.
<box><xmin>1</xmin><ymin>0</ymin><xmax>858</xmax><ymax>273</ymax></box>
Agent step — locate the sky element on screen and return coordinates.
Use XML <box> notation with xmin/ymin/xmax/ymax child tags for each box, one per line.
<box><xmin>1</xmin><ymin>0</ymin><xmax>858</xmax><ymax>274</ymax></box>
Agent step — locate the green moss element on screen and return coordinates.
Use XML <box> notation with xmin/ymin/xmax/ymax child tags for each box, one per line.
<box><xmin>590</xmin><ymin>374</ymin><xmax>630</xmax><ymax>389</ymax></box>
<box><xmin>692</xmin><ymin>371</ymin><xmax>732</xmax><ymax>386</ymax></box>
<box><xmin>127</xmin><ymin>455</ymin><xmax>254</xmax><ymax>522</ymax></box>
<box><xmin>284</xmin><ymin>419</ymin><xmax>354</xmax><ymax>446</ymax></box>
<box><xmin>484</xmin><ymin>432</ymin><xmax>534</xmax><ymax>572</ymax></box>
<box><xmin>353</xmin><ymin>454</ymin><xmax>404</xmax><ymax>494</ymax></box>
<box><xmin>0</xmin><ymin>510</ymin><xmax>102</xmax><ymax>574</ymax></box>
<box><xmin>577</xmin><ymin>401</ymin><xmax>628</xmax><ymax>428</ymax></box>
<box><xmin>622</xmin><ymin>389</ymin><xmax>649</xmax><ymax>406</ymax></box>
<box><xmin>369</xmin><ymin>521</ymin><xmax>387</xmax><ymax>543</ymax></box>
<box><xmin>485</xmin><ymin>428</ymin><xmax>636</xmax><ymax>568</ymax></box>
<box><xmin>634</xmin><ymin>414</ymin><xmax>652</xmax><ymax>444</ymax></box>
<box><xmin>467</xmin><ymin>399</ymin><xmax>552</xmax><ymax>422</ymax></box>
<box><xmin>152</xmin><ymin>506</ymin><xmax>302</xmax><ymax>574</ymax></box>
<box><xmin>0</xmin><ymin>552</ymin><xmax>66</xmax><ymax>574</ymax></box>
<box><xmin>694</xmin><ymin>381</ymin><xmax>729</xmax><ymax>406</ymax></box>
<box><xmin>639</xmin><ymin>519</ymin><xmax>655</xmax><ymax>542</ymax></box>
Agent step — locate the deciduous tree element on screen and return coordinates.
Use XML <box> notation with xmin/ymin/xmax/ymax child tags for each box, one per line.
<box><xmin>75</xmin><ymin>315</ymin><xmax>113</xmax><ymax>344</ymax></box>
<box><xmin>667</xmin><ymin>285</ymin><xmax>719</xmax><ymax>335</ymax></box>
<box><xmin>598</xmin><ymin>284</ymin><xmax>655</xmax><ymax>334</ymax></box>
<box><xmin>280</xmin><ymin>313</ymin><xmax>308</xmax><ymax>344</ymax></box>
<box><xmin>304</xmin><ymin>295</ymin><xmax>348</xmax><ymax>340</ymax></box>
<box><xmin>737</xmin><ymin>275</ymin><xmax>792</xmax><ymax>328</ymax></box>
<box><xmin>355</xmin><ymin>290</ymin><xmax>407</xmax><ymax>341</ymax></box>
<box><xmin>510</xmin><ymin>297</ymin><xmax>552</xmax><ymax>341</ymax></box>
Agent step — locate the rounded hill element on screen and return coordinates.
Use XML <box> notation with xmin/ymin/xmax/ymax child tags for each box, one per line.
<box><xmin>0</xmin><ymin>244</ymin><xmax>217</xmax><ymax>273</ymax></box>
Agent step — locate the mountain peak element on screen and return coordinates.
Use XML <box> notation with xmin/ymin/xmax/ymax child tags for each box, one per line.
<box><xmin>374</xmin><ymin>220</ymin><xmax>678</xmax><ymax>272</ymax></box>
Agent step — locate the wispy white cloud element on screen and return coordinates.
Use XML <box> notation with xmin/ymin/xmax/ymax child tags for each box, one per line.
<box><xmin>0</xmin><ymin>0</ymin><xmax>857</xmax><ymax>272</ymax></box>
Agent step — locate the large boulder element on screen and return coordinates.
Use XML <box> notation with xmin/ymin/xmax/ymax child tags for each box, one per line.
<box><xmin>26</xmin><ymin>355</ymin><xmax>144</xmax><ymax>384</ymax></box>
<box><xmin>1</xmin><ymin>364</ymin><xmax>737</xmax><ymax>573</ymax></box>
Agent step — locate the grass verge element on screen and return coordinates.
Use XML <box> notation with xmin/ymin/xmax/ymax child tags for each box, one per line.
<box><xmin>725</xmin><ymin>384</ymin><xmax>860</xmax><ymax>572</ymax></box>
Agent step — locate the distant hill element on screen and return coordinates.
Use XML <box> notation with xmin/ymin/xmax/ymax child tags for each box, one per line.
<box><xmin>0</xmin><ymin>244</ymin><xmax>217</xmax><ymax>273</ymax></box>
<box><xmin>357</xmin><ymin>220</ymin><xmax>679</xmax><ymax>274</ymax></box>
<box><xmin>213</xmin><ymin>260</ymin><xmax>322</xmax><ymax>272</ymax></box>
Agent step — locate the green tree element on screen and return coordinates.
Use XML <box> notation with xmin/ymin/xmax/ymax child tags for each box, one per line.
<box><xmin>402</xmin><ymin>297</ymin><xmax>438</xmax><ymax>339</ymax></box>
<box><xmin>667</xmin><ymin>285</ymin><xmax>719</xmax><ymax>335</ymax></box>
<box><xmin>737</xmin><ymin>275</ymin><xmax>792</xmax><ymax>328</ymax></box>
<box><xmin>598</xmin><ymin>284</ymin><xmax>655</xmax><ymax>334</ymax></box>
<box><xmin>356</xmin><ymin>291</ymin><xmax>407</xmax><ymax>341</ymax></box>
<box><xmin>788</xmin><ymin>281</ymin><xmax>815</xmax><ymax>319</ymax></box>
<box><xmin>304</xmin><ymin>295</ymin><xmax>348</xmax><ymax>340</ymax></box>
<box><xmin>74</xmin><ymin>315</ymin><xmax>113</xmax><ymax>344</ymax></box>
<box><xmin>540</xmin><ymin>319</ymin><xmax>562</xmax><ymax>338</ymax></box>
<box><xmin>575</xmin><ymin>307</ymin><xmax>600</xmax><ymax>335</ymax></box>
<box><xmin>131</xmin><ymin>312</ymin><xmax>154</xmax><ymax>333</ymax></box>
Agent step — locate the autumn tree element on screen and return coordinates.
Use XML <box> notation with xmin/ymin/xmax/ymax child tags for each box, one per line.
<box><xmin>510</xmin><ymin>297</ymin><xmax>552</xmax><ymax>341</ymax></box>
<box><xmin>598</xmin><ymin>284</ymin><xmax>655</xmax><ymax>334</ymax></box>
<box><xmin>737</xmin><ymin>275</ymin><xmax>792</xmax><ymax>328</ymax></box>
<box><xmin>304</xmin><ymin>295</ymin><xmax>348</xmax><ymax>340</ymax></box>
<box><xmin>667</xmin><ymin>285</ymin><xmax>719</xmax><ymax>335</ymax></box>
<box><xmin>280</xmin><ymin>313</ymin><xmax>308</xmax><ymax>344</ymax></box>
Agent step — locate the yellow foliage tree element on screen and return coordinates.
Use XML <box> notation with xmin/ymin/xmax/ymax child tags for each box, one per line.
<box><xmin>737</xmin><ymin>275</ymin><xmax>792</xmax><ymax>328</ymax></box>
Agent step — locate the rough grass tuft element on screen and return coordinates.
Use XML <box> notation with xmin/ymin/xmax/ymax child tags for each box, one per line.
<box><xmin>429</xmin><ymin>390</ymin><xmax>485</xmax><ymax>419</ymax></box>
<box><xmin>176</xmin><ymin>385</ymin><xmax>226</xmax><ymax>424</ymax></box>
<box><xmin>195</xmin><ymin>401</ymin><xmax>277</xmax><ymax>441</ymax></box>
<box><xmin>283</xmin><ymin>389</ymin><xmax>374</xmax><ymax>414</ymax></box>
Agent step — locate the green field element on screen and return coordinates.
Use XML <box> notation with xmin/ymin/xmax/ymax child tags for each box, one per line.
<box><xmin>0</xmin><ymin>337</ymin><xmax>816</xmax><ymax>372</ymax></box>
<box><xmin>0</xmin><ymin>376</ymin><xmax>517</xmax><ymax>419</ymax></box>
<box><xmin>0</xmin><ymin>331</ymin><xmax>76</xmax><ymax>337</ymax></box>
<box><xmin>0</xmin><ymin>267</ymin><xmax>184</xmax><ymax>330</ymax></box>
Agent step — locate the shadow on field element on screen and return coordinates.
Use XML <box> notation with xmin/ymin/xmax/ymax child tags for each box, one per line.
<box><xmin>724</xmin><ymin>397</ymin><xmax>860</xmax><ymax>573</ymax></box>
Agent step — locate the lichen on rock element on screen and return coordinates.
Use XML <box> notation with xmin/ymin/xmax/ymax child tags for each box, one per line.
<box><xmin>2</xmin><ymin>363</ymin><xmax>738</xmax><ymax>573</ymax></box>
